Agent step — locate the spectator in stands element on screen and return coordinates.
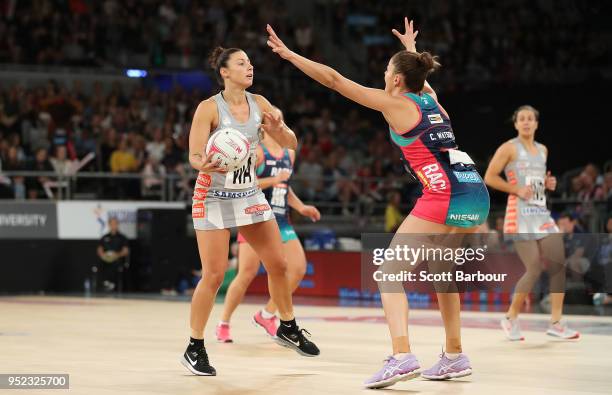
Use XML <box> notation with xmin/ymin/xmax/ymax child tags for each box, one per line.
<box><xmin>146</xmin><ymin>127</ymin><xmax>166</xmax><ymax>163</ymax></box>
<box><xmin>2</xmin><ymin>146</ymin><xmax>25</xmax><ymax>199</ymax></box>
<box><xmin>26</xmin><ymin>148</ymin><xmax>53</xmax><ymax>199</ymax></box>
<box><xmin>50</xmin><ymin>145</ymin><xmax>75</xmax><ymax>176</ymax></box>
<box><xmin>110</xmin><ymin>137</ymin><xmax>139</xmax><ymax>173</ymax></box>
<box><xmin>604</xmin><ymin>172</ymin><xmax>612</xmax><ymax>212</ymax></box>
<box><xmin>142</xmin><ymin>156</ymin><xmax>166</xmax><ymax>197</ymax></box>
<box><xmin>295</xmin><ymin>148</ymin><xmax>323</xmax><ymax>200</ymax></box>
<box><xmin>385</xmin><ymin>190</ymin><xmax>403</xmax><ymax>233</ymax></box>
<box><xmin>558</xmin><ymin>212</ymin><xmax>596</xmax><ymax>283</ymax></box>
<box><xmin>110</xmin><ymin>136</ymin><xmax>140</xmax><ymax>198</ymax></box>
<box><xmin>96</xmin><ymin>217</ymin><xmax>129</xmax><ymax>293</ymax></box>
<box><xmin>576</xmin><ymin>170</ymin><xmax>604</xmax><ymax>202</ymax></box>
<box><xmin>0</xmin><ymin>86</ymin><xmax>20</xmax><ymax>134</ymax></box>
<box><xmin>99</xmin><ymin>128</ymin><xmax>118</xmax><ymax>172</ymax></box>
<box><xmin>593</xmin><ymin>215</ymin><xmax>612</xmax><ymax>305</ymax></box>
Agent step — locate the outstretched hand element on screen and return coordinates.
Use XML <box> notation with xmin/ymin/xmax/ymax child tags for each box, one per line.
<box><xmin>392</xmin><ymin>17</ymin><xmax>419</xmax><ymax>52</ymax></box>
<box><xmin>299</xmin><ymin>205</ymin><xmax>321</xmax><ymax>222</ymax></box>
<box><xmin>261</xmin><ymin>111</ymin><xmax>284</xmax><ymax>136</ymax></box>
<box><xmin>266</xmin><ymin>24</ymin><xmax>295</xmax><ymax>60</ymax></box>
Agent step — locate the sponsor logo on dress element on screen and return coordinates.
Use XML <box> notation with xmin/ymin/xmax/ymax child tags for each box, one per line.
<box><xmin>453</xmin><ymin>171</ymin><xmax>481</xmax><ymax>183</ymax></box>
<box><xmin>193</xmin><ymin>188</ymin><xmax>208</xmax><ymax>200</ymax></box>
<box><xmin>420</xmin><ymin>163</ymin><xmax>447</xmax><ymax>191</ymax></box>
<box><xmin>521</xmin><ymin>207</ymin><xmax>549</xmax><ymax>216</ymax></box>
<box><xmin>196</xmin><ymin>174</ymin><xmax>212</xmax><ymax>188</ymax></box>
<box><xmin>192</xmin><ymin>202</ymin><xmax>206</xmax><ymax>219</ymax></box>
<box><xmin>427</xmin><ymin>113</ymin><xmax>444</xmax><ymax>124</ymax></box>
<box><xmin>244</xmin><ymin>204</ymin><xmax>270</xmax><ymax>215</ymax></box>
<box><xmin>539</xmin><ymin>222</ymin><xmax>558</xmax><ymax>231</ymax></box>
<box><xmin>449</xmin><ymin>213</ymin><xmax>480</xmax><ymax>221</ymax></box>
<box><xmin>211</xmin><ymin>189</ymin><xmax>258</xmax><ymax>199</ymax></box>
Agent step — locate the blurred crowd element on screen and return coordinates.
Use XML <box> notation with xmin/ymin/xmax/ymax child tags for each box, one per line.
<box><xmin>0</xmin><ymin>0</ymin><xmax>291</xmax><ymax>70</ymax></box>
<box><xmin>0</xmin><ymin>81</ymin><xmax>610</xmax><ymax>213</ymax></box>
<box><xmin>338</xmin><ymin>0</ymin><xmax>609</xmax><ymax>89</ymax></box>
<box><xmin>0</xmin><ymin>0</ymin><xmax>610</xmax><ymax>231</ymax></box>
<box><xmin>1</xmin><ymin>0</ymin><xmax>607</xmax><ymax>89</ymax></box>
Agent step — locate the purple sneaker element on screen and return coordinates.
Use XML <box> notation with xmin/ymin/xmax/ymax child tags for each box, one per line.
<box><xmin>364</xmin><ymin>354</ymin><xmax>420</xmax><ymax>389</ymax></box>
<box><xmin>422</xmin><ymin>353</ymin><xmax>472</xmax><ymax>380</ymax></box>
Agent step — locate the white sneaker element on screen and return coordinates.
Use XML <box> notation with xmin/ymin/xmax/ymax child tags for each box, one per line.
<box><xmin>500</xmin><ymin>317</ymin><xmax>524</xmax><ymax>341</ymax></box>
<box><xmin>546</xmin><ymin>320</ymin><xmax>580</xmax><ymax>340</ymax></box>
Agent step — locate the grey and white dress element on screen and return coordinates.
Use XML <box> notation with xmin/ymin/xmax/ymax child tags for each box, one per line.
<box><xmin>192</xmin><ymin>92</ymin><xmax>273</xmax><ymax>230</ymax></box>
<box><xmin>503</xmin><ymin>138</ymin><xmax>559</xmax><ymax>240</ymax></box>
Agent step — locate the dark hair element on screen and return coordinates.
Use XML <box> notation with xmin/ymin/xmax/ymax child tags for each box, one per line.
<box><xmin>512</xmin><ymin>105</ymin><xmax>539</xmax><ymax>123</ymax></box>
<box><xmin>208</xmin><ymin>46</ymin><xmax>243</xmax><ymax>86</ymax></box>
<box><xmin>391</xmin><ymin>51</ymin><xmax>440</xmax><ymax>92</ymax></box>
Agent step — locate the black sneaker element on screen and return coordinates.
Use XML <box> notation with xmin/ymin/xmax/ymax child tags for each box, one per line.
<box><xmin>181</xmin><ymin>345</ymin><xmax>216</xmax><ymax>376</ymax></box>
<box><xmin>275</xmin><ymin>326</ymin><xmax>320</xmax><ymax>357</ymax></box>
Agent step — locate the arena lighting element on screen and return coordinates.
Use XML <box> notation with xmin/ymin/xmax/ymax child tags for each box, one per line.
<box><xmin>125</xmin><ymin>69</ymin><xmax>147</xmax><ymax>78</ymax></box>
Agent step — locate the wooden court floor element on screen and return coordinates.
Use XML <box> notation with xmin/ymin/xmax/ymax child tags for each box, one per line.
<box><xmin>1</xmin><ymin>296</ymin><xmax>611</xmax><ymax>395</ymax></box>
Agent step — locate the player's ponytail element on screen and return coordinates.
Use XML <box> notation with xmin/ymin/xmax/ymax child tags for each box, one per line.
<box><xmin>392</xmin><ymin>50</ymin><xmax>441</xmax><ymax>93</ymax></box>
<box><xmin>416</xmin><ymin>52</ymin><xmax>440</xmax><ymax>74</ymax></box>
<box><xmin>208</xmin><ymin>46</ymin><xmax>242</xmax><ymax>86</ymax></box>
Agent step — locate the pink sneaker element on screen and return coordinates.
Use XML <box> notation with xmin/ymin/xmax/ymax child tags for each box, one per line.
<box><xmin>215</xmin><ymin>322</ymin><xmax>233</xmax><ymax>343</ymax></box>
<box><xmin>252</xmin><ymin>310</ymin><xmax>278</xmax><ymax>337</ymax></box>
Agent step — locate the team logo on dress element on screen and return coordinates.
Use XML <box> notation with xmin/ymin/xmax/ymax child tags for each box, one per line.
<box><xmin>192</xmin><ymin>202</ymin><xmax>206</xmax><ymax>219</ymax></box>
<box><xmin>244</xmin><ymin>204</ymin><xmax>270</xmax><ymax>215</ymax></box>
<box><xmin>196</xmin><ymin>174</ymin><xmax>212</xmax><ymax>187</ymax></box>
<box><xmin>193</xmin><ymin>188</ymin><xmax>208</xmax><ymax>201</ymax></box>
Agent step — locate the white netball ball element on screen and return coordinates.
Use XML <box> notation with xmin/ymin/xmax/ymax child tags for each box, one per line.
<box><xmin>205</xmin><ymin>128</ymin><xmax>250</xmax><ymax>171</ymax></box>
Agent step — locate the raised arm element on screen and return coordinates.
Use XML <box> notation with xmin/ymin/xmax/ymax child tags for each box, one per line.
<box><xmin>188</xmin><ymin>99</ymin><xmax>226</xmax><ymax>173</ymax></box>
<box><xmin>266</xmin><ymin>25</ymin><xmax>399</xmax><ymax>114</ymax></box>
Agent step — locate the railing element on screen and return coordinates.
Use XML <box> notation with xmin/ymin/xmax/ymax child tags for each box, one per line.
<box><xmin>1</xmin><ymin>170</ymin><xmax>608</xmax><ymax>231</ymax></box>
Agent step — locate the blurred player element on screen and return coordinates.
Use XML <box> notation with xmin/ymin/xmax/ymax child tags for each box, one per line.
<box><xmin>217</xmin><ymin>109</ymin><xmax>321</xmax><ymax>342</ymax></box>
<box><xmin>182</xmin><ymin>46</ymin><xmax>320</xmax><ymax>377</ymax></box>
<box><xmin>484</xmin><ymin>105</ymin><xmax>579</xmax><ymax>341</ymax></box>
<box><xmin>266</xmin><ymin>18</ymin><xmax>490</xmax><ymax>388</ymax></box>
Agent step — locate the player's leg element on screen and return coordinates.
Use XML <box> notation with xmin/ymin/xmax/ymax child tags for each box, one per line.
<box><xmin>217</xmin><ymin>240</ymin><xmax>261</xmax><ymax>342</ymax></box>
<box><xmin>239</xmin><ymin>219</ymin><xmax>319</xmax><ymax>356</ymax></box>
<box><xmin>255</xmin><ymin>234</ymin><xmax>307</xmax><ymax>337</ymax></box>
<box><xmin>421</xmin><ymin>226</ymin><xmax>475</xmax><ymax>381</ymax></box>
<box><xmin>540</xmin><ymin>233</ymin><xmax>580</xmax><ymax>339</ymax></box>
<box><xmin>500</xmin><ymin>240</ymin><xmax>540</xmax><ymax>341</ymax></box>
<box><xmin>366</xmin><ymin>215</ymin><xmax>446</xmax><ymax>388</ymax></box>
<box><xmin>181</xmin><ymin>228</ymin><xmax>231</xmax><ymax>376</ymax></box>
